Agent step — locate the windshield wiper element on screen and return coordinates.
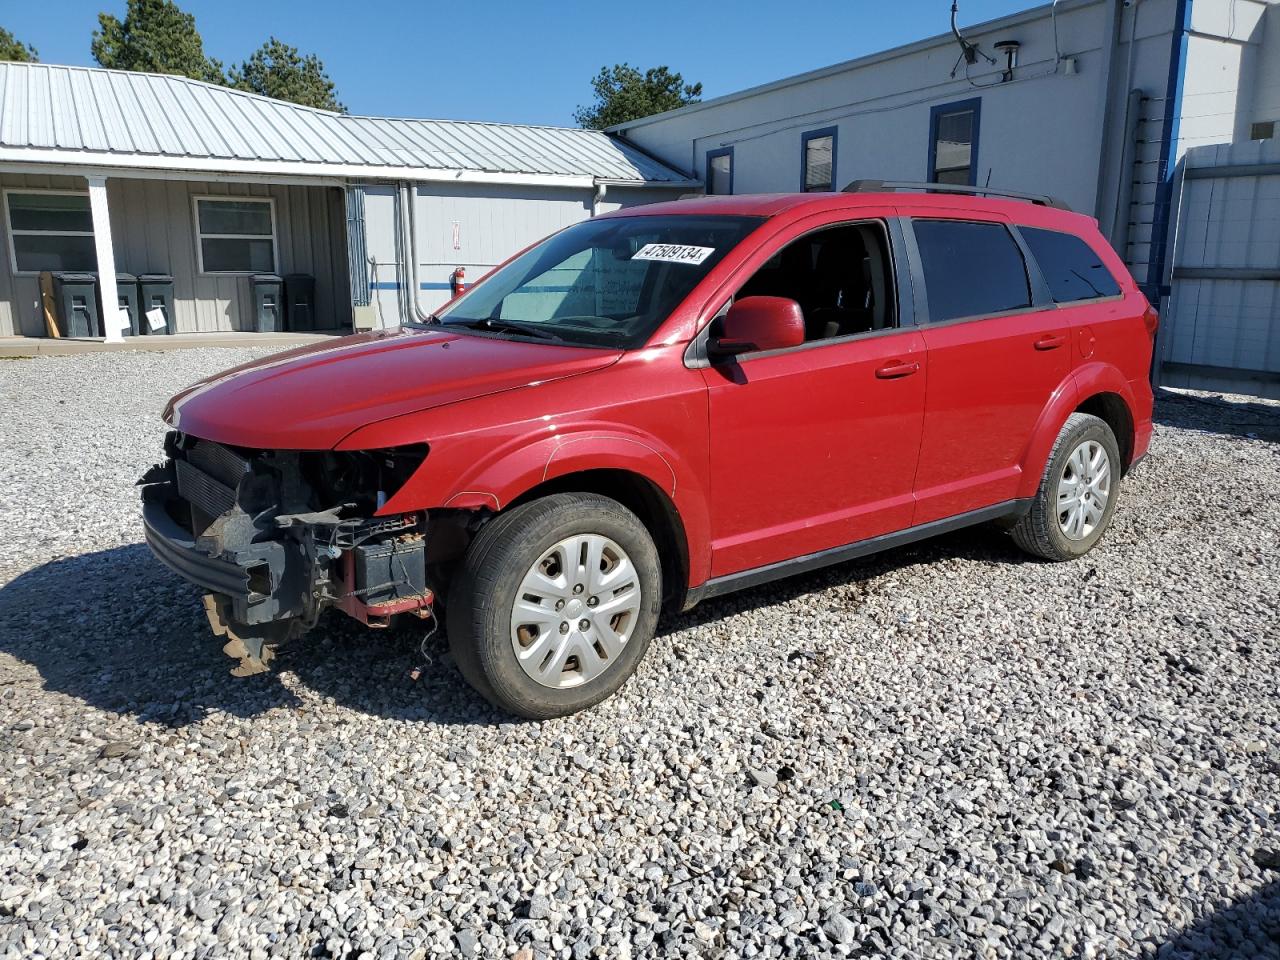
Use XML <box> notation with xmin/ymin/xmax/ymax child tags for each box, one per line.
<box><xmin>443</xmin><ymin>318</ymin><xmax>565</xmax><ymax>342</ymax></box>
<box><xmin>402</xmin><ymin>313</ymin><xmax>441</xmax><ymax>330</ymax></box>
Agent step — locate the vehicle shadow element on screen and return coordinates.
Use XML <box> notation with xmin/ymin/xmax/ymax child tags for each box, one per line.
<box><xmin>660</xmin><ymin>520</ymin><xmax>1034</xmax><ymax>637</ymax></box>
<box><xmin>0</xmin><ymin>543</ymin><xmax>501</xmax><ymax>729</ymax></box>
<box><xmin>1153</xmin><ymin>878</ymin><xmax>1280</xmax><ymax>958</ymax></box>
<box><xmin>0</xmin><ymin>523</ymin><xmax>1034</xmax><ymax>727</ymax></box>
<box><xmin>1154</xmin><ymin>388</ymin><xmax>1280</xmax><ymax>443</ymax></box>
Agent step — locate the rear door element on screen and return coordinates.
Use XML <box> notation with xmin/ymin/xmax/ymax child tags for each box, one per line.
<box><xmin>905</xmin><ymin>215</ymin><xmax>1070</xmax><ymax>525</ymax></box>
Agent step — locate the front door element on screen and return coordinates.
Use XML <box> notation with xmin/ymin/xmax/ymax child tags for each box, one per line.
<box><xmin>699</xmin><ymin>219</ymin><xmax>927</xmax><ymax>579</ymax></box>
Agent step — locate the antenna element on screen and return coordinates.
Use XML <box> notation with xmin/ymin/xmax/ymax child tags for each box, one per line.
<box><xmin>949</xmin><ymin>1</ymin><xmax>997</xmax><ymax>78</ymax></box>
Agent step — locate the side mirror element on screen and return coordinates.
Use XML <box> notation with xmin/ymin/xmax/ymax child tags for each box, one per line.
<box><xmin>708</xmin><ymin>296</ymin><xmax>805</xmax><ymax>360</ymax></box>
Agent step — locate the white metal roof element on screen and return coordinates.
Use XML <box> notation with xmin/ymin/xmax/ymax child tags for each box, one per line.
<box><xmin>0</xmin><ymin>61</ymin><xmax>695</xmax><ymax>187</ymax></box>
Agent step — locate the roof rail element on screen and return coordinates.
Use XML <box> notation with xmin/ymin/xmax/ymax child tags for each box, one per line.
<box><xmin>841</xmin><ymin>179</ymin><xmax>1071</xmax><ymax>211</ymax></box>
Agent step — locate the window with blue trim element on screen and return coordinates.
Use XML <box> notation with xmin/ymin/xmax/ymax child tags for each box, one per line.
<box><xmin>706</xmin><ymin>148</ymin><xmax>734</xmax><ymax>195</ymax></box>
<box><xmin>801</xmin><ymin>127</ymin><xmax>837</xmax><ymax>192</ymax></box>
<box><xmin>928</xmin><ymin>99</ymin><xmax>980</xmax><ymax>186</ymax></box>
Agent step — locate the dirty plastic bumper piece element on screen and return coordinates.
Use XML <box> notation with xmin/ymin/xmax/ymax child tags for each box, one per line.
<box><xmin>140</xmin><ymin>449</ymin><xmax>433</xmax><ymax>675</ymax></box>
<box><xmin>141</xmin><ymin>481</ymin><xmax>297</xmax><ymax>627</ymax></box>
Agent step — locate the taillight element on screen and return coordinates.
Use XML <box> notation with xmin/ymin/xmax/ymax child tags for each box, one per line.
<box><xmin>1143</xmin><ymin>307</ymin><xmax>1159</xmax><ymax>337</ymax></box>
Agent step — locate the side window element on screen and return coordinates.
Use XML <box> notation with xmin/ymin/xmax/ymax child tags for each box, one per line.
<box><xmin>730</xmin><ymin>221</ymin><xmax>896</xmax><ymax>344</ymax></box>
<box><xmin>913</xmin><ymin>219</ymin><xmax>1030</xmax><ymax>322</ymax></box>
<box><xmin>1020</xmin><ymin>226</ymin><xmax>1122</xmax><ymax>302</ymax></box>
<box><xmin>706</xmin><ymin>148</ymin><xmax>734</xmax><ymax>195</ymax></box>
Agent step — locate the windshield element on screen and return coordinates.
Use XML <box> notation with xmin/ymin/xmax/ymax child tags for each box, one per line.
<box><xmin>435</xmin><ymin>214</ymin><xmax>764</xmax><ymax>348</ymax></box>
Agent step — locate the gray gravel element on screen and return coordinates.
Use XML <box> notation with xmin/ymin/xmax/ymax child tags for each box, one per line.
<box><xmin>1</xmin><ymin>349</ymin><xmax>1278</xmax><ymax>959</ymax></box>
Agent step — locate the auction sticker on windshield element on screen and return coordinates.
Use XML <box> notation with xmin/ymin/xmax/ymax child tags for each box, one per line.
<box><xmin>632</xmin><ymin>243</ymin><xmax>715</xmax><ymax>265</ymax></box>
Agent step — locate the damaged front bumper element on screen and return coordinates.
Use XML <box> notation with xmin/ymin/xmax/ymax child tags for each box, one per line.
<box><xmin>140</xmin><ymin>433</ymin><xmax>434</xmax><ymax>675</ymax></box>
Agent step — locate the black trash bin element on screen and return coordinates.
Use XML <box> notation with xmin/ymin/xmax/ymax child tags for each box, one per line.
<box><xmin>251</xmin><ymin>274</ymin><xmax>284</xmax><ymax>332</ymax></box>
<box><xmin>52</xmin><ymin>272</ymin><xmax>101</xmax><ymax>338</ymax></box>
<box><xmin>115</xmin><ymin>272</ymin><xmax>140</xmax><ymax>337</ymax></box>
<box><xmin>283</xmin><ymin>274</ymin><xmax>317</xmax><ymax>331</ymax></box>
<box><xmin>138</xmin><ymin>274</ymin><xmax>175</xmax><ymax>335</ymax></box>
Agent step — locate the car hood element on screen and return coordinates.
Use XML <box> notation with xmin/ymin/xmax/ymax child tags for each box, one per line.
<box><xmin>165</xmin><ymin>326</ymin><xmax>622</xmax><ymax>450</ymax></box>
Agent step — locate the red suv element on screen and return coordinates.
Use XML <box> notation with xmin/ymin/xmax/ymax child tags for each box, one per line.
<box><xmin>141</xmin><ymin>182</ymin><xmax>1155</xmax><ymax>718</ymax></box>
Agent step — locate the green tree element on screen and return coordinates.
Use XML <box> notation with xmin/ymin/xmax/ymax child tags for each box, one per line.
<box><xmin>228</xmin><ymin>38</ymin><xmax>345</xmax><ymax>112</ymax></box>
<box><xmin>91</xmin><ymin>0</ymin><xmax>225</xmax><ymax>84</ymax></box>
<box><xmin>574</xmin><ymin>64</ymin><xmax>702</xmax><ymax>129</ymax></box>
<box><xmin>0</xmin><ymin>27</ymin><xmax>38</xmax><ymax>62</ymax></box>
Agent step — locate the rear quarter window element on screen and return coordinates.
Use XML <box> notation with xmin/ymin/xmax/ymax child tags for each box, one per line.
<box><xmin>1020</xmin><ymin>226</ymin><xmax>1122</xmax><ymax>302</ymax></box>
<box><xmin>912</xmin><ymin>220</ymin><xmax>1031</xmax><ymax>322</ymax></box>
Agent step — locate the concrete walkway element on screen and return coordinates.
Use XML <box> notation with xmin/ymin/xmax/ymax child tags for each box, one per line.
<box><xmin>0</xmin><ymin>329</ymin><xmax>350</xmax><ymax>358</ymax></box>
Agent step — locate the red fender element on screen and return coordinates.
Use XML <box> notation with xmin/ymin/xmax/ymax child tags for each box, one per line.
<box><xmin>1014</xmin><ymin>374</ymin><xmax>1081</xmax><ymax>500</ymax></box>
<box><xmin>1015</xmin><ymin>363</ymin><xmax>1141</xmax><ymax>499</ymax></box>
<box><xmin>381</xmin><ymin>427</ymin><xmax>712</xmax><ymax>587</ymax></box>
<box><xmin>1072</xmin><ymin>361</ymin><xmax>1141</xmax><ymax>410</ymax></box>
<box><xmin>438</xmin><ymin>431</ymin><xmax>678</xmax><ymax>509</ymax></box>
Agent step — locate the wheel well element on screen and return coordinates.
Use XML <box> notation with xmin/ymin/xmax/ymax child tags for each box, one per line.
<box><xmin>1076</xmin><ymin>392</ymin><xmax>1134</xmax><ymax>471</ymax></box>
<box><xmin>508</xmin><ymin>469</ymin><xmax>690</xmax><ymax>613</ymax></box>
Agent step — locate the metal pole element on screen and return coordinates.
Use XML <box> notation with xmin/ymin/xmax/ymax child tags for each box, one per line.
<box><xmin>86</xmin><ymin>175</ymin><xmax>123</xmax><ymax>343</ymax></box>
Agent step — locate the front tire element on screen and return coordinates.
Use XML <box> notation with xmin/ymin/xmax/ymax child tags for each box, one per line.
<box><xmin>1010</xmin><ymin>412</ymin><xmax>1122</xmax><ymax>561</ymax></box>
<box><xmin>447</xmin><ymin>493</ymin><xmax>662</xmax><ymax>719</ymax></box>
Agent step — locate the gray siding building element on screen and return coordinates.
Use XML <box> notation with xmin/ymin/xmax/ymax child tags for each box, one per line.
<box><xmin>0</xmin><ymin>62</ymin><xmax>695</xmax><ymax>342</ymax></box>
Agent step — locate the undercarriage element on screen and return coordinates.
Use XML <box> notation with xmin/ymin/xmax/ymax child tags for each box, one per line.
<box><xmin>140</xmin><ymin>431</ymin><xmax>437</xmax><ymax>675</ymax></box>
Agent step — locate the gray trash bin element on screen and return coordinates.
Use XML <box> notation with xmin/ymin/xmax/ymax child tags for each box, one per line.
<box><xmin>284</xmin><ymin>274</ymin><xmax>317</xmax><ymax>331</ymax></box>
<box><xmin>138</xmin><ymin>274</ymin><xmax>175</xmax><ymax>335</ymax></box>
<box><xmin>52</xmin><ymin>272</ymin><xmax>101</xmax><ymax>338</ymax></box>
<box><xmin>251</xmin><ymin>274</ymin><xmax>284</xmax><ymax>332</ymax></box>
<box><xmin>116</xmin><ymin>272</ymin><xmax>140</xmax><ymax>337</ymax></box>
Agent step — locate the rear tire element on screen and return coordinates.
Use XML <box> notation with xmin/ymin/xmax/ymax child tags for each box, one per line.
<box><xmin>447</xmin><ymin>492</ymin><xmax>661</xmax><ymax>719</ymax></box>
<box><xmin>1010</xmin><ymin>412</ymin><xmax>1122</xmax><ymax>561</ymax></box>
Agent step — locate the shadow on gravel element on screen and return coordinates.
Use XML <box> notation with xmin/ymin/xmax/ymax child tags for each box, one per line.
<box><xmin>660</xmin><ymin>520</ymin><xmax>1035</xmax><ymax>638</ymax></box>
<box><xmin>1155</xmin><ymin>878</ymin><xmax>1280</xmax><ymax>958</ymax></box>
<box><xmin>0</xmin><ymin>544</ymin><xmax>500</xmax><ymax>729</ymax></box>
<box><xmin>1</xmin><ymin>522</ymin><xmax>1035</xmax><ymax>726</ymax></box>
<box><xmin>1155</xmin><ymin>389</ymin><xmax>1280</xmax><ymax>443</ymax></box>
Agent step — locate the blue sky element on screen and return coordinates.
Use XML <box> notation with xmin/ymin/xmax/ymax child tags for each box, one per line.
<box><xmin>8</xmin><ymin>1</ymin><xmax>1032</xmax><ymax>125</ymax></box>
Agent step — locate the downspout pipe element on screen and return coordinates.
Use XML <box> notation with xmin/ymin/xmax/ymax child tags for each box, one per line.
<box><xmin>1145</xmin><ymin>0</ymin><xmax>1194</xmax><ymax>307</ymax></box>
<box><xmin>592</xmin><ymin>181</ymin><xmax>608</xmax><ymax>216</ymax></box>
<box><xmin>1091</xmin><ymin>0</ymin><xmax>1128</xmax><ymax>222</ymax></box>
<box><xmin>400</xmin><ymin>181</ymin><xmax>434</xmax><ymax>324</ymax></box>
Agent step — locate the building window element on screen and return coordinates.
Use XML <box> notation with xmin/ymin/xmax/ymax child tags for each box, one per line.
<box><xmin>928</xmin><ymin>98</ymin><xmax>981</xmax><ymax>186</ymax></box>
<box><xmin>194</xmin><ymin>197</ymin><xmax>277</xmax><ymax>274</ymax></box>
<box><xmin>4</xmin><ymin>191</ymin><xmax>96</xmax><ymax>274</ymax></box>
<box><xmin>801</xmin><ymin>127</ymin><xmax>838</xmax><ymax>192</ymax></box>
<box><xmin>706</xmin><ymin>147</ymin><xmax>734</xmax><ymax>195</ymax></box>
<box><xmin>1250</xmin><ymin>121</ymin><xmax>1275</xmax><ymax>141</ymax></box>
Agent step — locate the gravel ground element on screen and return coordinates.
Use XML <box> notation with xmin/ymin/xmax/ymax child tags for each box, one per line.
<box><xmin>1</xmin><ymin>348</ymin><xmax>1278</xmax><ymax>960</ymax></box>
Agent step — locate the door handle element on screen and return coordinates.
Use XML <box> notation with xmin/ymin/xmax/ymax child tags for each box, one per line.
<box><xmin>1034</xmin><ymin>334</ymin><xmax>1067</xmax><ymax>350</ymax></box>
<box><xmin>875</xmin><ymin>360</ymin><xmax>920</xmax><ymax>379</ymax></box>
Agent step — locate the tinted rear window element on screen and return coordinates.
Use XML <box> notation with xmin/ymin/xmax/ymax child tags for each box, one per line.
<box><xmin>1021</xmin><ymin>226</ymin><xmax>1122</xmax><ymax>302</ymax></box>
<box><xmin>913</xmin><ymin>220</ymin><xmax>1031</xmax><ymax>322</ymax></box>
